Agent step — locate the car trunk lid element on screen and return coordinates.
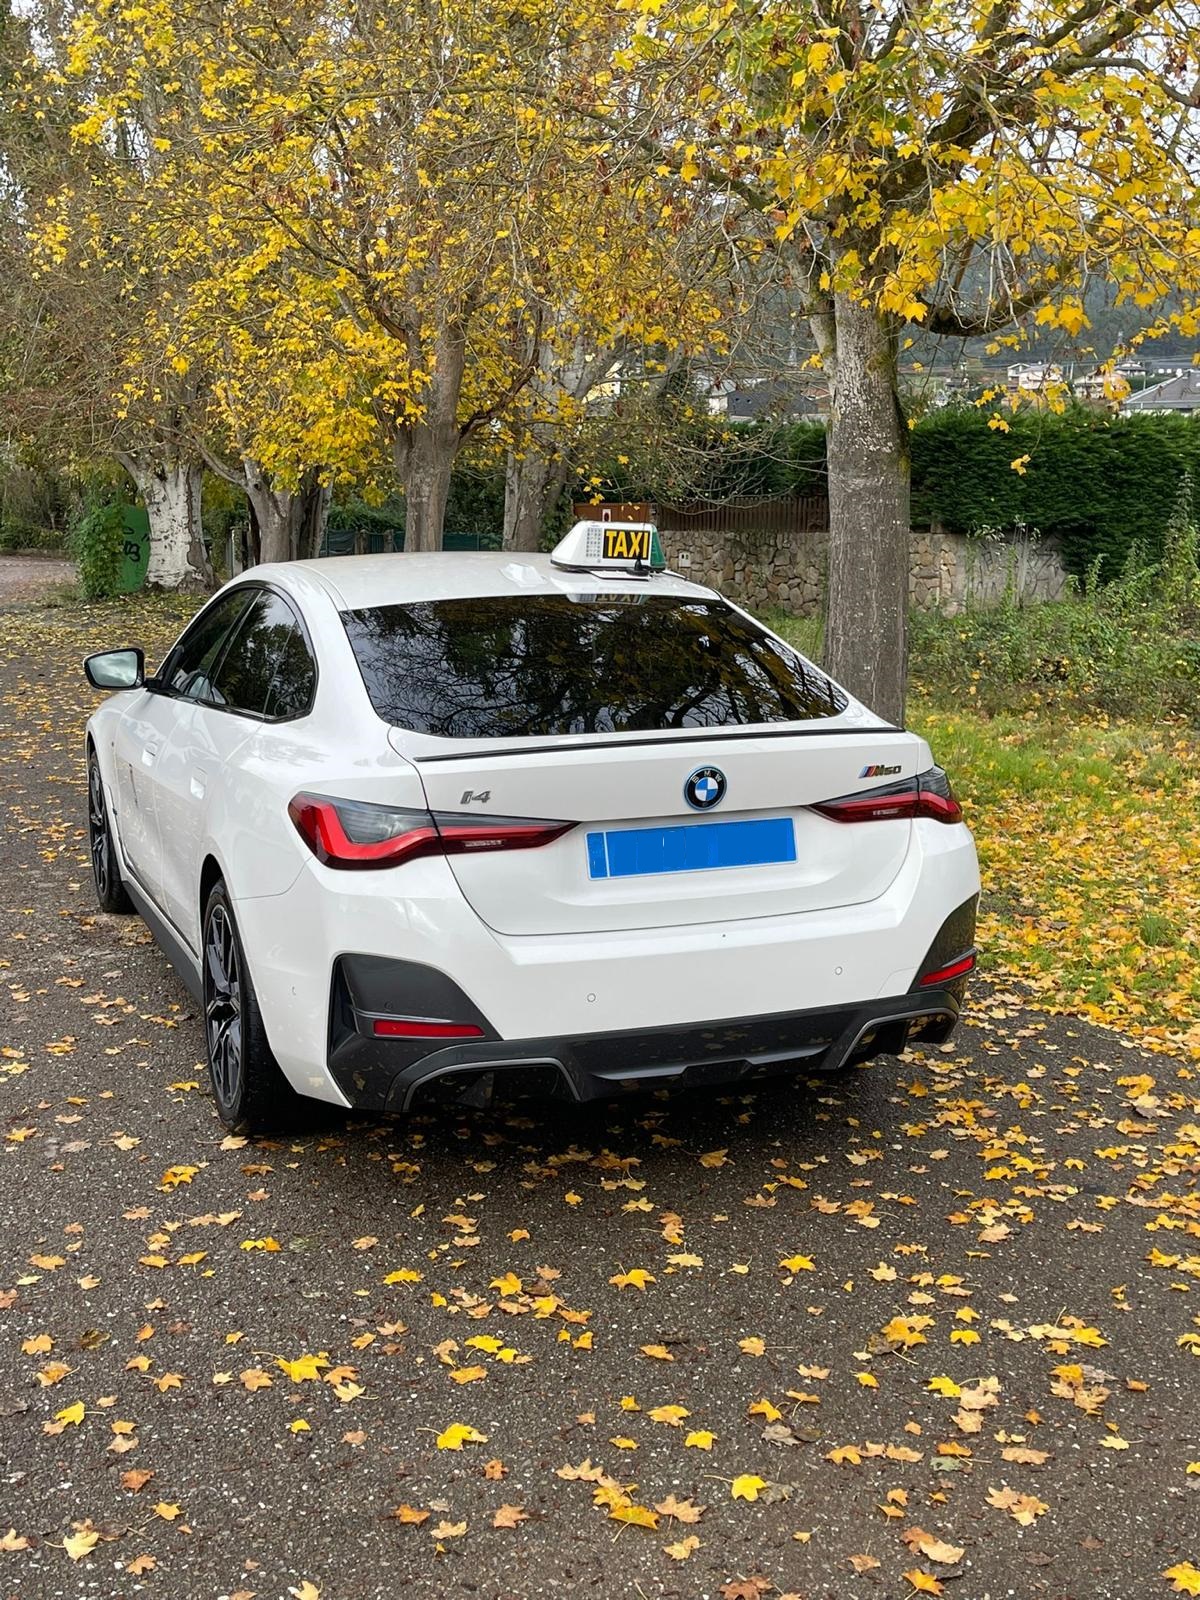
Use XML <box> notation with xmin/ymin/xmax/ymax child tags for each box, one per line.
<box><xmin>404</xmin><ymin>726</ymin><xmax>921</xmax><ymax>935</ymax></box>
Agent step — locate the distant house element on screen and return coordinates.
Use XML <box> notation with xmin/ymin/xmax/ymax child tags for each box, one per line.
<box><xmin>705</xmin><ymin>377</ymin><xmax>824</xmax><ymax>422</ymax></box>
<box><xmin>1073</xmin><ymin>370</ymin><xmax>1130</xmax><ymax>407</ymax></box>
<box><xmin>1006</xmin><ymin>361</ymin><xmax>1065</xmax><ymax>393</ymax></box>
<box><xmin>1121</xmin><ymin>369</ymin><xmax>1200</xmax><ymax>414</ymax></box>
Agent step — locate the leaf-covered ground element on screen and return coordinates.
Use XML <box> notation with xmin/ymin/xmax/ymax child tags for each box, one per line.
<box><xmin>2</xmin><ymin>590</ymin><xmax>1199</xmax><ymax>1600</ymax></box>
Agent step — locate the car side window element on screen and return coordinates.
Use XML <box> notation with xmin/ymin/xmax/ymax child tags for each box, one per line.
<box><xmin>158</xmin><ymin>590</ymin><xmax>256</xmax><ymax>701</ymax></box>
<box><xmin>209</xmin><ymin>590</ymin><xmax>316</xmax><ymax>720</ymax></box>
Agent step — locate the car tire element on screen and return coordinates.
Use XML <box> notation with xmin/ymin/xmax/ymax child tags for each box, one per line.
<box><xmin>201</xmin><ymin>879</ymin><xmax>320</xmax><ymax>1135</ymax></box>
<box><xmin>87</xmin><ymin>750</ymin><xmax>134</xmax><ymax>914</ymax></box>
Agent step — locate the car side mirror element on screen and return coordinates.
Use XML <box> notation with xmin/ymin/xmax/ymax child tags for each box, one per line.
<box><xmin>84</xmin><ymin>647</ymin><xmax>145</xmax><ymax>691</ymax></box>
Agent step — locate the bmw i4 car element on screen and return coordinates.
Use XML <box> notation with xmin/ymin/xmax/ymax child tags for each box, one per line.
<box><xmin>83</xmin><ymin>520</ymin><xmax>980</xmax><ymax>1132</ymax></box>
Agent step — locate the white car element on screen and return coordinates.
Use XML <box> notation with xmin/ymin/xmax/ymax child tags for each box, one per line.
<box><xmin>83</xmin><ymin>521</ymin><xmax>980</xmax><ymax>1133</ymax></box>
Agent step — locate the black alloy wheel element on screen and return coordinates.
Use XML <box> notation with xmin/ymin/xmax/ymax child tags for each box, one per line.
<box><xmin>87</xmin><ymin>752</ymin><xmax>133</xmax><ymax>913</ymax></box>
<box><xmin>203</xmin><ymin>900</ymin><xmax>243</xmax><ymax>1115</ymax></box>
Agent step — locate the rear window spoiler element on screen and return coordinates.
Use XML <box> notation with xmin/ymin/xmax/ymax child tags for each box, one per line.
<box><xmin>412</xmin><ymin>724</ymin><xmax>906</xmax><ymax>763</ymax></box>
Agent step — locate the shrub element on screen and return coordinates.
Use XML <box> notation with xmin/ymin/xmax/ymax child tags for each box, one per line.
<box><xmin>71</xmin><ymin>502</ymin><xmax>127</xmax><ymax>599</ymax></box>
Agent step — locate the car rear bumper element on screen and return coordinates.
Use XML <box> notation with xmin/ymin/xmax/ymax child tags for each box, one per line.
<box><xmin>232</xmin><ymin>818</ymin><xmax>980</xmax><ymax>1108</ymax></box>
<box><xmin>328</xmin><ymin>961</ymin><xmax>968</xmax><ymax>1111</ymax></box>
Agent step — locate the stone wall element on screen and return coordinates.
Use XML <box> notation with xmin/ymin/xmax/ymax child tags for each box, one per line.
<box><xmin>658</xmin><ymin>520</ymin><xmax>1069</xmax><ymax>615</ymax></box>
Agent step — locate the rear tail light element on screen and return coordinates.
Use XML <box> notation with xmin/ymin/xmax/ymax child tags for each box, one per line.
<box><xmin>813</xmin><ymin>766</ymin><xmax>962</xmax><ymax>825</ymax></box>
<box><xmin>372</xmin><ymin>1017</ymin><xmax>485</xmax><ymax>1039</ymax></box>
<box><xmin>287</xmin><ymin>793</ymin><xmax>575</xmax><ymax>870</ymax></box>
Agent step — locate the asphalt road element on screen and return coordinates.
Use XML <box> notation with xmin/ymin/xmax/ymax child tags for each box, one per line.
<box><xmin>2</xmin><ymin>584</ymin><xmax>1199</xmax><ymax>1600</ymax></box>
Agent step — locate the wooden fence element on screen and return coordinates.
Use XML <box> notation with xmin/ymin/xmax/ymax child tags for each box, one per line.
<box><xmin>575</xmin><ymin>498</ymin><xmax>830</xmax><ymax>538</ymax></box>
<box><xmin>656</xmin><ymin>496</ymin><xmax>830</xmax><ymax>537</ymax></box>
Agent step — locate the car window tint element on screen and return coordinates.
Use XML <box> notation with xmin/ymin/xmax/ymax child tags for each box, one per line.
<box><xmin>210</xmin><ymin>591</ymin><xmax>315</xmax><ymax>718</ymax></box>
<box><xmin>340</xmin><ymin>594</ymin><xmax>847</xmax><ymax>739</ymax></box>
<box><xmin>159</xmin><ymin>590</ymin><xmax>255</xmax><ymax>700</ymax></box>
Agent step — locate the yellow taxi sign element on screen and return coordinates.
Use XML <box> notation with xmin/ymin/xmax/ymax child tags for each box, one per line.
<box><xmin>551</xmin><ymin>520</ymin><xmax>664</xmax><ymax>573</ymax></box>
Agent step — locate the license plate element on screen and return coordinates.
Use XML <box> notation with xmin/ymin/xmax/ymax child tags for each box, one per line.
<box><xmin>586</xmin><ymin>817</ymin><xmax>796</xmax><ymax>880</ymax></box>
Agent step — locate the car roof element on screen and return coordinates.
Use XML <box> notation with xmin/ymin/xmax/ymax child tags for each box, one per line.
<box><xmin>260</xmin><ymin>551</ymin><xmax>722</xmax><ymax>611</ymax></box>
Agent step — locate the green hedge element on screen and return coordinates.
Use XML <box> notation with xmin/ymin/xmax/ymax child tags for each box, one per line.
<box><xmin>910</xmin><ymin>408</ymin><xmax>1200</xmax><ymax>577</ymax></box>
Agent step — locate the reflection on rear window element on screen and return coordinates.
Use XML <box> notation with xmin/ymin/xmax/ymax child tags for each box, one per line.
<box><xmin>341</xmin><ymin>594</ymin><xmax>847</xmax><ymax>739</ymax></box>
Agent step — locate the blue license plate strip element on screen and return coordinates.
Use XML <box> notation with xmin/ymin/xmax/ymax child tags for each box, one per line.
<box><xmin>586</xmin><ymin>817</ymin><xmax>796</xmax><ymax>880</ymax></box>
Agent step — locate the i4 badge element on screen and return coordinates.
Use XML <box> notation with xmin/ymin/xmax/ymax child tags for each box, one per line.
<box><xmin>685</xmin><ymin>766</ymin><xmax>727</xmax><ymax>811</ymax></box>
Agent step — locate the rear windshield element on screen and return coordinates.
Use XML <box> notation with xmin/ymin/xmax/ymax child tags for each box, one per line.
<box><xmin>340</xmin><ymin>593</ymin><xmax>847</xmax><ymax>740</ymax></box>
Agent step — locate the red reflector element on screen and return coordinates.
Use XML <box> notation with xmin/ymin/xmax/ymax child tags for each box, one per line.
<box><xmin>372</xmin><ymin>1018</ymin><xmax>485</xmax><ymax>1039</ymax></box>
<box><xmin>919</xmin><ymin>952</ymin><xmax>977</xmax><ymax>987</ymax></box>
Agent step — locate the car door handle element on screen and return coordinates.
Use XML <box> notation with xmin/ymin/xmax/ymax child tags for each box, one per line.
<box><xmin>142</xmin><ymin>742</ymin><xmax>160</xmax><ymax>765</ymax></box>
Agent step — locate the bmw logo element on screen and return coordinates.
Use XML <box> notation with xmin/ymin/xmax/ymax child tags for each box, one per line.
<box><xmin>685</xmin><ymin>765</ymin><xmax>727</xmax><ymax>811</ymax></box>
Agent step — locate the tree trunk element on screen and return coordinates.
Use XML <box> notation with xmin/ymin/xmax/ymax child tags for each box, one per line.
<box><xmin>241</xmin><ymin>463</ymin><xmax>330</xmax><ymax>564</ymax></box>
<box><xmin>503</xmin><ymin>445</ymin><xmax>554</xmax><ymax>551</ymax></box>
<box><xmin>393</xmin><ymin>323</ymin><xmax>467</xmax><ymax>552</ymax></box>
<box><xmin>292</xmin><ymin>472</ymin><xmax>330</xmax><ymax>561</ymax></box>
<box><xmin>399</xmin><ymin>424</ymin><xmax>457</xmax><ymax>552</ymax></box>
<box><xmin>822</xmin><ymin>293</ymin><xmax>910</xmax><ymax>725</ymax></box>
<box><xmin>122</xmin><ymin>455</ymin><xmax>213</xmax><ymax>591</ymax></box>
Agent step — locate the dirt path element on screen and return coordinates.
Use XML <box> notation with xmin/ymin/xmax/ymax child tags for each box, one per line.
<box><xmin>0</xmin><ymin>551</ymin><xmax>75</xmax><ymax>606</ymax></box>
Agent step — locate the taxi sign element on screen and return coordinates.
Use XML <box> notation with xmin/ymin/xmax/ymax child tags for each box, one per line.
<box><xmin>550</xmin><ymin>519</ymin><xmax>665</xmax><ymax>573</ymax></box>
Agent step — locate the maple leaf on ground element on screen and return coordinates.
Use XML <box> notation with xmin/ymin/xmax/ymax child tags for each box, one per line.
<box><xmin>685</xmin><ymin>1430</ymin><xmax>716</xmax><ymax>1449</ymax></box>
<box><xmin>882</xmin><ymin>1315</ymin><xmax>934</xmax><ymax>1350</ymax></box>
<box><xmin>276</xmin><ymin>1354</ymin><xmax>328</xmax><ymax>1382</ymax></box>
<box><xmin>119</xmin><ymin>1469</ymin><xmax>155</xmax><ymax>1492</ymax></box>
<box><xmin>730</xmin><ymin>1475</ymin><xmax>768</xmax><ymax>1502</ymax></box>
<box><xmin>391</xmin><ymin>1506</ymin><xmax>429</xmax><ymax>1525</ymax></box>
<box><xmin>62</xmin><ymin>1528</ymin><xmax>100</xmax><ymax>1562</ymax></box>
<box><xmin>430</xmin><ymin>1520</ymin><xmax>467</xmax><ymax>1539</ymax></box>
<box><xmin>0</xmin><ymin>1531</ymin><xmax>30</xmax><ymax>1552</ymax></box>
<box><xmin>664</xmin><ymin>1534</ymin><xmax>700</xmax><ymax>1561</ymax></box>
<box><xmin>436</xmin><ymin>1423</ymin><xmax>488</xmax><ymax>1450</ymax></box>
<box><xmin>492</xmin><ymin>1505</ymin><xmax>528</xmax><ymax>1529</ymax></box>
<box><xmin>1164</xmin><ymin>1564</ymin><xmax>1200</xmax><ymax>1596</ymax></box>
<box><xmin>904</xmin><ymin>1571</ymin><xmax>944</xmax><ymax>1596</ymax></box>
<box><xmin>648</xmin><ymin>1404</ymin><xmax>689</xmax><ymax>1425</ymax></box>
<box><xmin>849</xmin><ymin>1554</ymin><xmax>881</xmax><ymax>1573</ymax></box>
<box><xmin>927</xmin><ymin>1375</ymin><xmax>961</xmax><ymax>1397</ymax></box>
<box><xmin>901</xmin><ymin>1527</ymin><xmax>965</xmax><ymax>1564</ymax></box>
<box><xmin>654</xmin><ymin>1495</ymin><xmax>704</xmax><ymax>1523</ymax></box>
<box><xmin>720</xmin><ymin>1580</ymin><xmax>770</xmax><ymax>1600</ymax></box>
<box><xmin>609</xmin><ymin>1268</ymin><xmax>655</xmax><ymax>1290</ymax></box>
<box><xmin>986</xmin><ymin>1486</ymin><xmax>1048</xmax><ymax>1525</ymax></box>
<box><xmin>610</xmin><ymin>1504</ymin><xmax>659</xmax><ymax>1530</ymax></box>
<box><xmin>640</xmin><ymin>1343</ymin><xmax>674</xmax><ymax>1360</ymax></box>
<box><xmin>289</xmin><ymin>1584</ymin><xmax>321</xmax><ymax>1600</ymax></box>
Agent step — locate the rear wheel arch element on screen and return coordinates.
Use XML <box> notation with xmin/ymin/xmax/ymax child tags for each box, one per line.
<box><xmin>199</xmin><ymin>854</ymin><xmax>224</xmax><ymax>928</ymax></box>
